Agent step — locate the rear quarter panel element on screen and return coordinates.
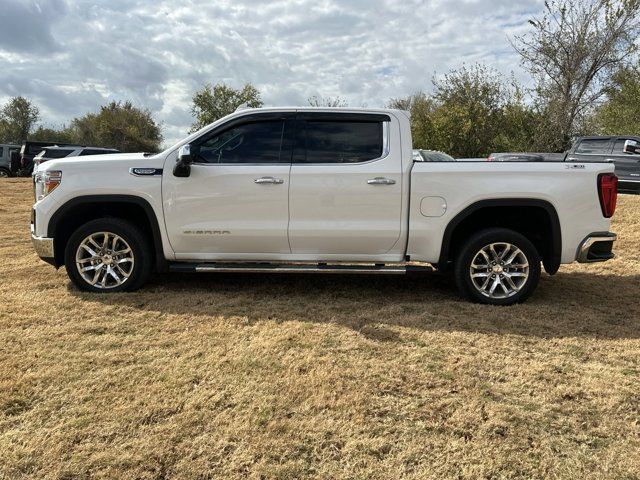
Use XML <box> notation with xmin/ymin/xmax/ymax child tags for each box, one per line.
<box><xmin>408</xmin><ymin>162</ymin><xmax>614</xmax><ymax>264</ymax></box>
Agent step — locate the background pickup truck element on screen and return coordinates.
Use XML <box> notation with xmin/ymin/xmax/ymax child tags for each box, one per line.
<box><xmin>564</xmin><ymin>136</ymin><xmax>640</xmax><ymax>194</ymax></box>
<box><xmin>491</xmin><ymin>136</ymin><xmax>640</xmax><ymax>194</ymax></box>
<box><xmin>30</xmin><ymin>108</ymin><xmax>619</xmax><ymax>305</ymax></box>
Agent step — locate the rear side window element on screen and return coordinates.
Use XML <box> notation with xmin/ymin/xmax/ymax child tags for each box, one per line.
<box><xmin>195</xmin><ymin>120</ymin><xmax>286</xmax><ymax>164</ymax></box>
<box><xmin>79</xmin><ymin>149</ymin><xmax>115</xmax><ymax>156</ymax></box>
<box><xmin>28</xmin><ymin>145</ymin><xmax>46</xmax><ymax>155</ymax></box>
<box><xmin>300</xmin><ymin>121</ymin><xmax>383</xmax><ymax>163</ymax></box>
<box><xmin>613</xmin><ymin>139</ymin><xmax>640</xmax><ymax>155</ymax></box>
<box><xmin>576</xmin><ymin>139</ymin><xmax>611</xmax><ymax>154</ymax></box>
<box><xmin>43</xmin><ymin>149</ymin><xmax>74</xmax><ymax>159</ymax></box>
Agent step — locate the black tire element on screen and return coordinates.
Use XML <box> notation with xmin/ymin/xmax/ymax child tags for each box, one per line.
<box><xmin>64</xmin><ymin>218</ymin><xmax>152</xmax><ymax>293</ymax></box>
<box><xmin>0</xmin><ymin>167</ymin><xmax>12</xmax><ymax>178</ymax></box>
<box><xmin>454</xmin><ymin>228</ymin><xmax>541</xmax><ymax>305</ymax></box>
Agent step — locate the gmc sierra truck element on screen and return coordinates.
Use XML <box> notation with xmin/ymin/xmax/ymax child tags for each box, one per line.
<box><xmin>31</xmin><ymin>107</ymin><xmax>619</xmax><ymax>305</ymax></box>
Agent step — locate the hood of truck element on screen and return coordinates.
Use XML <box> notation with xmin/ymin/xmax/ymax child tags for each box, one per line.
<box><xmin>36</xmin><ymin>152</ymin><xmax>165</xmax><ymax>174</ymax></box>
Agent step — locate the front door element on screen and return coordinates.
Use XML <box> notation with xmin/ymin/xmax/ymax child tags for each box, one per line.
<box><xmin>163</xmin><ymin>114</ymin><xmax>293</xmax><ymax>257</ymax></box>
<box><xmin>288</xmin><ymin>114</ymin><xmax>403</xmax><ymax>257</ymax></box>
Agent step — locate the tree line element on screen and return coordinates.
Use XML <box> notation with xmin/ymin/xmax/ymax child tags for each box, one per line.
<box><xmin>1</xmin><ymin>0</ymin><xmax>638</xmax><ymax>156</ymax></box>
<box><xmin>0</xmin><ymin>98</ymin><xmax>163</xmax><ymax>153</ymax></box>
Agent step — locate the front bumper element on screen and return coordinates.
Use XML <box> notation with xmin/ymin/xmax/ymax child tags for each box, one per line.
<box><xmin>31</xmin><ymin>223</ymin><xmax>55</xmax><ymax>265</ymax></box>
<box><xmin>577</xmin><ymin>232</ymin><xmax>617</xmax><ymax>263</ymax></box>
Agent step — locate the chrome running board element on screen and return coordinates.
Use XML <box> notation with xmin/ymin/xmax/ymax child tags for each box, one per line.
<box><xmin>169</xmin><ymin>262</ymin><xmax>434</xmax><ymax>275</ymax></box>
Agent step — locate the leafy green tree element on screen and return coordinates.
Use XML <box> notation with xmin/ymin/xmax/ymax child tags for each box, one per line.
<box><xmin>0</xmin><ymin>96</ymin><xmax>40</xmax><ymax>143</ymax></box>
<box><xmin>429</xmin><ymin>65</ymin><xmax>513</xmax><ymax>158</ymax></box>
<box><xmin>71</xmin><ymin>101</ymin><xmax>163</xmax><ymax>152</ymax></box>
<box><xmin>595</xmin><ymin>63</ymin><xmax>640</xmax><ymax>135</ymax></box>
<box><xmin>388</xmin><ymin>92</ymin><xmax>437</xmax><ymax>149</ymax></box>
<box><xmin>496</xmin><ymin>85</ymin><xmax>542</xmax><ymax>153</ymax></box>
<box><xmin>389</xmin><ymin>67</ymin><xmax>539</xmax><ymax>157</ymax></box>
<box><xmin>190</xmin><ymin>83</ymin><xmax>263</xmax><ymax>132</ymax></box>
<box><xmin>29</xmin><ymin>125</ymin><xmax>77</xmax><ymax>144</ymax></box>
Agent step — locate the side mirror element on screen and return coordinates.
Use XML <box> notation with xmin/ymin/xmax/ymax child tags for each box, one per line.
<box><xmin>623</xmin><ymin>139</ymin><xmax>640</xmax><ymax>155</ymax></box>
<box><xmin>173</xmin><ymin>144</ymin><xmax>193</xmax><ymax>177</ymax></box>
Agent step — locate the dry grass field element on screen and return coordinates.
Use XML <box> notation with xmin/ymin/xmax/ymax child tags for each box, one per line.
<box><xmin>0</xmin><ymin>178</ymin><xmax>639</xmax><ymax>479</ymax></box>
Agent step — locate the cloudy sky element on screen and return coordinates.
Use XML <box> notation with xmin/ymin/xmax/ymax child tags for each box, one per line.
<box><xmin>0</xmin><ymin>0</ymin><xmax>542</xmax><ymax>146</ymax></box>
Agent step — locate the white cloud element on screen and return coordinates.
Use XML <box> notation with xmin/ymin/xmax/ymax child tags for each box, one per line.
<box><xmin>0</xmin><ymin>0</ymin><xmax>543</xmax><ymax>146</ymax></box>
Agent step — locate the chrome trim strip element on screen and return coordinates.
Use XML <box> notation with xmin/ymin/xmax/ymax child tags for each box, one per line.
<box><xmin>577</xmin><ymin>233</ymin><xmax>617</xmax><ymax>263</ymax></box>
<box><xmin>129</xmin><ymin>168</ymin><xmax>163</xmax><ymax>177</ymax></box>
<box><xmin>192</xmin><ymin>121</ymin><xmax>391</xmax><ymax>167</ymax></box>
<box><xmin>31</xmin><ymin>233</ymin><xmax>54</xmax><ymax>259</ymax></box>
<box><xmin>194</xmin><ymin>264</ymin><xmax>407</xmax><ymax>274</ymax></box>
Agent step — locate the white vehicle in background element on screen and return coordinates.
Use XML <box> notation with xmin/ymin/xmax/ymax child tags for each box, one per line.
<box><xmin>413</xmin><ymin>149</ymin><xmax>456</xmax><ymax>162</ymax></box>
<box><xmin>31</xmin><ymin>107</ymin><xmax>619</xmax><ymax>305</ymax></box>
<box><xmin>34</xmin><ymin>146</ymin><xmax>120</xmax><ymax>168</ymax></box>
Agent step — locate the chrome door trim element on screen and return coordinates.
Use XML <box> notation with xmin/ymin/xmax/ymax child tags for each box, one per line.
<box><xmin>367</xmin><ymin>177</ymin><xmax>396</xmax><ymax>185</ymax></box>
<box><xmin>254</xmin><ymin>177</ymin><xmax>284</xmax><ymax>185</ymax></box>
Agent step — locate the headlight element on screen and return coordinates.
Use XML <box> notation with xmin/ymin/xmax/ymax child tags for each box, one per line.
<box><xmin>34</xmin><ymin>170</ymin><xmax>62</xmax><ymax>201</ymax></box>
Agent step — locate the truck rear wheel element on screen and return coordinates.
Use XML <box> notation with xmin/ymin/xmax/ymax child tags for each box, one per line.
<box><xmin>454</xmin><ymin>228</ymin><xmax>541</xmax><ymax>305</ymax></box>
<box><xmin>64</xmin><ymin>218</ymin><xmax>152</xmax><ymax>292</ymax></box>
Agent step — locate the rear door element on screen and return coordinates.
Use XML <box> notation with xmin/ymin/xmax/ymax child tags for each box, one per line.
<box><xmin>288</xmin><ymin>113</ymin><xmax>403</xmax><ymax>256</ymax></box>
<box><xmin>608</xmin><ymin>138</ymin><xmax>640</xmax><ymax>185</ymax></box>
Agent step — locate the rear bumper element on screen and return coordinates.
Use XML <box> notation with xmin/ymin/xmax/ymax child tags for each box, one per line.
<box><xmin>618</xmin><ymin>180</ymin><xmax>640</xmax><ymax>194</ymax></box>
<box><xmin>577</xmin><ymin>232</ymin><xmax>617</xmax><ymax>263</ymax></box>
<box><xmin>31</xmin><ymin>224</ymin><xmax>55</xmax><ymax>265</ymax></box>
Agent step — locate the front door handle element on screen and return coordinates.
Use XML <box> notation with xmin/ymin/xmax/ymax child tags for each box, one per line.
<box><xmin>254</xmin><ymin>177</ymin><xmax>284</xmax><ymax>185</ymax></box>
<box><xmin>367</xmin><ymin>177</ymin><xmax>396</xmax><ymax>185</ymax></box>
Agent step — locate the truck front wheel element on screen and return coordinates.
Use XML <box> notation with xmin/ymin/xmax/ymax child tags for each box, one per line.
<box><xmin>64</xmin><ymin>218</ymin><xmax>152</xmax><ymax>292</ymax></box>
<box><xmin>454</xmin><ymin>228</ymin><xmax>541</xmax><ymax>305</ymax></box>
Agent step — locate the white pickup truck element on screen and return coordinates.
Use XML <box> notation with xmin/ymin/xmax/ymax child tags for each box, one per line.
<box><xmin>31</xmin><ymin>107</ymin><xmax>619</xmax><ymax>305</ymax></box>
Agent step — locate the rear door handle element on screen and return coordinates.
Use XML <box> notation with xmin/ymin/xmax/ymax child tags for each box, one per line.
<box><xmin>367</xmin><ymin>177</ymin><xmax>396</xmax><ymax>185</ymax></box>
<box><xmin>254</xmin><ymin>177</ymin><xmax>284</xmax><ymax>185</ymax></box>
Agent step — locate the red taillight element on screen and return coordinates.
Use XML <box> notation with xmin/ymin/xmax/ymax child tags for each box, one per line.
<box><xmin>598</xmin><ymin>173</ymin><xmax>618</xmax><ymax>218</ymax></box>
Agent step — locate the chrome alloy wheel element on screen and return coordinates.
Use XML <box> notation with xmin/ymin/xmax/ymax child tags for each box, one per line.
<box><xmin>75</xmin><ymin>232</ymin><xmax>135</xmax><ymax>289</ymax></box>
<box><xmin>469</xmin><ymin>242</ymin><xmax>530</xmax><ymax>299</ymax></box>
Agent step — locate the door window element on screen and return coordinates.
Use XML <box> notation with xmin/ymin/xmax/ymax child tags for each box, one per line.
<box><xmin>298</xmin><ymin>121</ymin><xmax>383</xmax><ymax>163</ymax></box>
<box><xmin>194</xmin><ymin>120</ymin><xmax>286</xmax><ymax>164</ymax></box>
<box><xmin>575</xmin><ymin>139</ymin><xmax>611</xmax><ymax>154</ymax></box>
<box><xmin>613</xmin><ymin>139</ymin><xmax>640</xmax><ymax>155</ymax></box>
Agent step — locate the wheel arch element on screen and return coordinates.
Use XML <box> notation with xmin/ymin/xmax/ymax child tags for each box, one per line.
<box><xmin>438</xmin><ymin>199</ymin><xmax>562</xmax><ymax>275</ymax></box>
<box><xmin>48</xmin><ymin>195</ymin><xmax>167</xmax><ymax>271</ymax></box>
